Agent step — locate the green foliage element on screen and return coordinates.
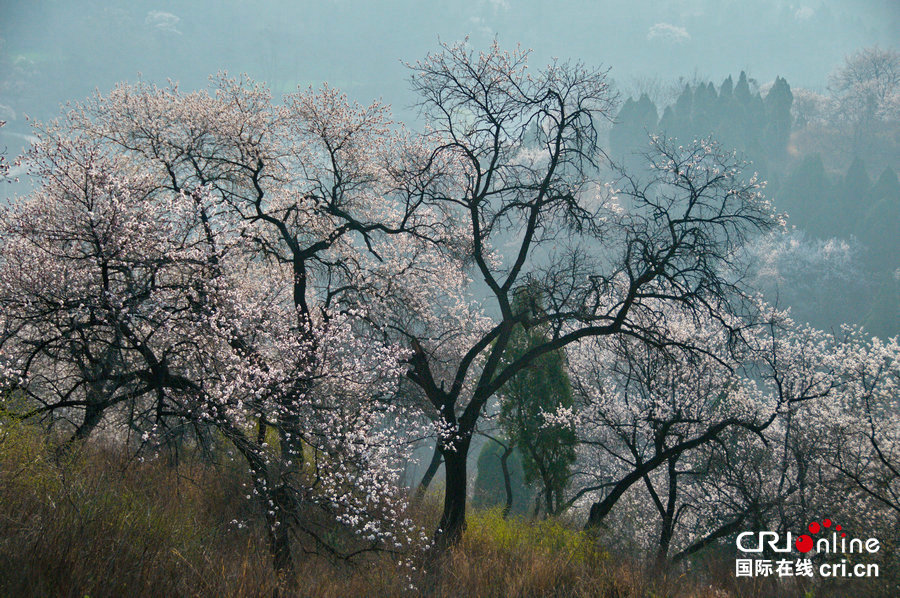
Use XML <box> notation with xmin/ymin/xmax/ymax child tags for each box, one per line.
<box><xmin>614</xmin><ymin>70</ymin><xmax>793</xmax><ymax>179</ymax></box>
<box><xmin>466</xmin><ymin>508</ymin><xmax>607</xmax><ymax>566</ymax></box>
<box><xmin>610</xmin><ymin>93</ymin><xmax>659</xmax><ymax>169</ymax></box>
<box><xmin>782</xmin><ymin>153</ymin><xmax>830</xmax><ymax>229</ymax></box>
<box><xmin>497</xmin><ymin>286</ymin><xmax>577</xmax><ymax>516</ymax></box>
<box><xmin>764</xmin><ymin>76</ymin><xmax>793</xmax><ymax>159</ymax></box>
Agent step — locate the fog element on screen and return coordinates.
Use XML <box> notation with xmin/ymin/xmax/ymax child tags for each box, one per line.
<box><xmin>2</xmin><ymin>0</ymin><xmax>898</xmax><ymax>337</ymax></box>
<box><xmin>2</xmin><ymin>1</ymin><xmax>897</xmax><ymax>120</ymax></box>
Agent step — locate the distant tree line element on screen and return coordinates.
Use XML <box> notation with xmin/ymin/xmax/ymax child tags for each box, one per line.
<box><xmin>610</xmin><ymin>53</ymin><xmax>899</xmax><ymax>337</ymax></box>
<box><xmin>611</xmin><ymin>71</ymin><xmax>793</xmax><ymax>177</ymax></box>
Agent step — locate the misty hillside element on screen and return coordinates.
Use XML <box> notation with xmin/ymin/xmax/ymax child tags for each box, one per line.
<box><xmin>1</xmin><ymin>3</ymin><xmax>898</xmax><ymax>598</ymax></box>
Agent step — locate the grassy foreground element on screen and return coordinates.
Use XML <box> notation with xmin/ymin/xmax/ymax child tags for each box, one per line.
<box><xmin>0</xmin><ymin>419</ymin><xmax>882</xmax><ymax>597</ymax></box>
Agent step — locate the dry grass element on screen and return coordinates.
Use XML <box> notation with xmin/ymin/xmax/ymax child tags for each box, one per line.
<box><xmin>0</xmin><ymin>420</ymin><xmax>279</xmax><ymax>597</ymax></box>
<box><xmin>0</xmin><ymin>419</ymin><xmax>894</xmax><ymax>597</ymax></box>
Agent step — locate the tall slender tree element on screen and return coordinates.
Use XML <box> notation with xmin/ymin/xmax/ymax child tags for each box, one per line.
<box><xmin>498</xmin><ymin>286</ymin><xmax>576</xmax><ymax>517</ymax></box>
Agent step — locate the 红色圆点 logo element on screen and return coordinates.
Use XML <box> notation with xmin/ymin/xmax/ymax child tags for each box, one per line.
<box><xmin>734</xmin><ymin>517</ymin><xmax>880</xmax><ymax>579</ymax></box>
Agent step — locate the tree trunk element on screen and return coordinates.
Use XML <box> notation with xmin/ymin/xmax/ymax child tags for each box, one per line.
<box><xmin>414</xmin><ymin>440</ymin><xmax>443</xmax><ymax>500</ymax></box>
<box><xmin>278</xmin><ymin>414</ymin><xmax>304</xmax><ymax>473</ymax></box>
<box><xmin>72</xmin><ymin>400</ymin><xmax>105</xmax><ymax>442</ymax></box>
<box><xmin>553</xmin><ymin>488</ymin><xmax>564</xmax><ymax>517</ymax></box>
<box><xmin>500</xmin><ymin>445</ymin><xmax>514</xmax><ymax>518</ymax></box>
<box><xmin>654</xmin><ymin>458</ymin><xmax>679</xmax><ymax>569</ymax></box>
<box><xmin>433</xmin><ymin>437</ymin><xmax>470</xmax><ymax>550</ymax></box>
<box><xmin>232</xmin><ymin>429</ymin><xmax>296</xmax><ymax>576</ymax></box>
<box><xmin>271</xmin><ymin>484</ymin><xmax>293</xmax><ymax>574</ymax></box>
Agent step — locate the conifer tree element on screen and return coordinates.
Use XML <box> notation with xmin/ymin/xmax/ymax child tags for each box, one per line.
<box><xmin>497</xmin><ymin>287</ymin><xmax>577</xmax><ymax>516</ymax></box>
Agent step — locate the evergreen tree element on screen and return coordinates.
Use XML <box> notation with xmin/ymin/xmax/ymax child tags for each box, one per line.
<box><xmin>717</xmin><ymin>74</ymin><xmax>745</xmax><ymax>150</ymax></box>
<box><xmin>861</xmin><ymin>277</ymin><xmax>900</xmax><ymax>339</ymax></box>
<box><xmin>672</xmin><ymin>84</ymin><xmax>694</xmax><ymax>141</ymax></box>
<box><xmin>634</xmin><ymin>93</ymin><xmax>659</xmax><ymax>132</ymax></box>
<box><xmin>870</xmin><ymin>166</ymin><xmax>900</xmax><ymax>204</ymax></box>
<box><xmin>834</xmin><ymin>157</ymin><xmax>872</xmax><ymax>234</ymax></box>
<box><xmin>657</xmin><ymin>105</ymin><xmax>678</xmax><ymax>139</ymax></box>
<box><xmin>741</xmin><ymin>90</ymin><xmax>767</xmax><ymax>167</ymax></box>
<box><xmin>764</xmin><ymin>76</ymin><xmax>793</xmax><ymax>160</ymax></box>
<box><xmin>610</xmin><ymin>94</ymin><xmax>659</xmax><ymax>173</ymax></box>
<box><xmin>734</xmin><ymin>71</ymin><xmax>752</xmax><ymax>105</ymax></box>
<box><xmin>497</xmin><ymin>287</ymin><xmax>577</xmax><ymax>517</ymax></box>
<box><xmin>691</xmin><ymin>81</ymin><xmax>718</xmax><ymax>136</ymax></box>
<box><xmin>719</xmin><ymin>75</ymin><xmax>734</xmax><ymax>103</ymax></box>
<box><xmin>781</xmin><ymin>153</ymin><xmax>830</xmax><ymax>234</ymax></box>
<box><xmin>857</xmin><ymin>167</ymin><xmax>900</xmax><ymax>274</ymax></box>
<box><xmin>609</xmin><ymin>97</ymin><xmax>638</xmax><ymax>158</ymax></box>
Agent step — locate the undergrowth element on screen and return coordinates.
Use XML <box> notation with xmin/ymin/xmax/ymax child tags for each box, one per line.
<box><xmin>0</xmin><ymin>418</ymin><xmax>891</xmax><ymax>597</ymax></box>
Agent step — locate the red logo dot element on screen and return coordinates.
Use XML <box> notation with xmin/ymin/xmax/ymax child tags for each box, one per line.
<box><xmin>808</xmin><ymin>521</ymin><xmax>821</xmax><ymax>534</ymax></box>
<box><xmin>841</xmin><ymin>533</ymin><xmax>846</xmax><ymax>538</ymax></box>
<box><xmin>796</xmin><ymin>534</ymin><xmax>814</xmax><ymax>553</ymax></box>
<box><xmin>835</xmin><ymin>525</ymin><xmax>842</xmax><ymax>531</ymax></box>
<box><xmin>823</xmin><ymin>518</ymin><xmax>832</xmax><ymax>528</ymax></box>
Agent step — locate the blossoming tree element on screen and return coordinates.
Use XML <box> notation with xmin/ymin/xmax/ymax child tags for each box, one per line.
<box><xmin>396</xmin><ymin>41</ymin><xmax>780</xmax><ymax>548</ymax></box>
<box><xmin>0</xmin><ymin>77</ymin><xmax>443</xmax><ymax>571</ymax></box>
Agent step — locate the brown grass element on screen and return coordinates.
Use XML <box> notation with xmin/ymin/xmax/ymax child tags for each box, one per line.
<box><xmin>0</xmin><ymin>419</ymin><xmax>894</xmax><ymax>597</ymax></box>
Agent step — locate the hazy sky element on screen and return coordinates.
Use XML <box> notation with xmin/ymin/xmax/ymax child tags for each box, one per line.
<box><xmin>1</xmin><ymin>0</ymin><xmax>898</xmax><ymax>123</ymax></box>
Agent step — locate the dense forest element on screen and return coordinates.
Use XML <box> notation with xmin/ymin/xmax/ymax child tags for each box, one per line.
<box><xmin>609</xmin><ymin>55</ymin><xmax>899</xmax><ymax>339</ymax></box>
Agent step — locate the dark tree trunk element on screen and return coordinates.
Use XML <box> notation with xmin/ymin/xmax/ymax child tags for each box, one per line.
<box><xmin>671</xmin><ymin>516</ymin><xmax>749</xmax><ymax>563</ymax></box>
<box><xmin>587</xmin><ymin>471</ymin><xmax>659</xmax><ymax>530</ymax></box>
<box><xmin>271</xmin><ymin>484</ymin><xmax>293</xmax><ymax>574</ymax></box>
<box><xmin>654</xmin><ymin>457</ymin><xmax>679</xmax><ymax>569</ymax></box>
<box><xmin>586</xmin><ymin>489</ymin><xmax>617</xmax><ymax>528</ymax></box>
<box><xmin>278</xmin><ymin>413</ymin><xmax>304</xmax><ymax>472</ymax></box>
<box><xmin>500</xmin><ymin>445</ymin><xmax>514</xmax><ymax>518</ymax></box>
<box><xmin>72</xmin><ymin>400</ymin><xmax>105</xmax><ymax>442</ymax></box>
<box><xmin>585</xmin><ymin>422</ymin><xmax>737</xmax><ymax>530</ymax></box>
<box><xmin>554</xmin><ymin>488</ymin><xmax>564</xmax><ymax>517</ymax></box>
<box><xmin>433</xmin><ymin>436</ymin><xmax>470</xmax><ymax>550</ymax></box>
<box><xmin>230</xmin><ymin>426</ymin><xmax>296</xmax><ymax>576</ymax></box>
<box><xmin>415</xmin><ymin>440</ymin><xmax>443</xmax><ymax>500</ymax></box>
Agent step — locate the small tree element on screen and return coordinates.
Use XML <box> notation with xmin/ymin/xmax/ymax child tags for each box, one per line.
<box><xmin>498</xmin><ymin>287</ymin><xmax>577</xmax><ymax>517</ymax></box>
<box><xmin>472</xmin><ymin>436</ymin><xmax>532</xmax><ymax>517</ymax></box>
